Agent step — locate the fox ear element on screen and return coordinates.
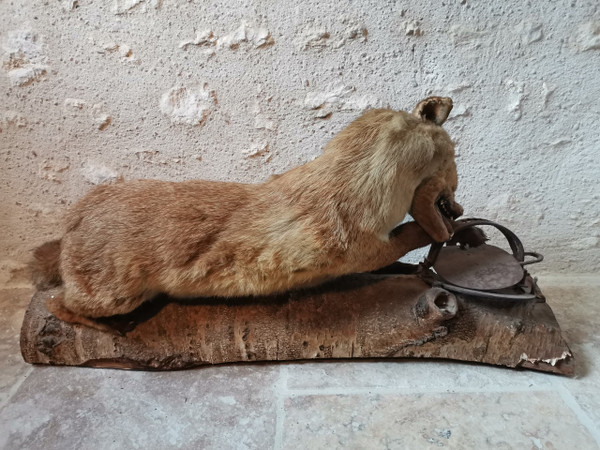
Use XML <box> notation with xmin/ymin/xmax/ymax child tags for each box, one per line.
<box><xmin>412</xmin><ymin>96</ymin><xmax>453</xmax><ymax>126</ymax></box>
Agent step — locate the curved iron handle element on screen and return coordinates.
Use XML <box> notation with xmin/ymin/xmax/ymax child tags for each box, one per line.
<box><xmin>425</xmin><ymin>218</ymin><xmax>527</xmax><ymax>268</ymax></box>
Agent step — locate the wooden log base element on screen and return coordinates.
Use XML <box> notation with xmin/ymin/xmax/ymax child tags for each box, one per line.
<box><xmin>20</xmin><ymin>268</ymin><xmax>574</xmax><ymax>375</ymax></box>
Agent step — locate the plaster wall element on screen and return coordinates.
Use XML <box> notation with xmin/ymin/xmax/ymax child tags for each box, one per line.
<box><xmin>1</xmin><ymin>0</ymin><xmax>599</xmax><ymax>285</ymax></box>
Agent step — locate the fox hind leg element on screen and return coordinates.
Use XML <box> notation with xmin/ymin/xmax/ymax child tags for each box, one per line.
<box><xmin>45</xmin><ymin>292</ymin><xmax>123</xmax><ymax>334</ymax></box>
<box><xmin>45</xmin><ymin>287</ymin><xmax>150</xmax><ymax>334</ymax></box>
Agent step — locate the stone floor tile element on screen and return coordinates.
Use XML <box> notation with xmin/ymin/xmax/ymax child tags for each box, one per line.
<box><xmin>541</xmin><ymin>285</ymin><xmax>600</xmax><ymax>348</ymax></box>
<box><xmin>281</xmin><ymin>391</ymin><xmax>599</xmax><ymax>449</ymax></box>
<box><xmin>538</xmin><ymin>284</ymin><xmax>600</xmax><ymax>383</ymax></box>
<box><xmin>555</xmin><ymin>340</ymin><xmax>600</xmax><ymax>443</ymax></box>
<box><xmin>572</xmin><ymin>390</ymin><xmax>600</xmax><ymax>425</ymax></box>
<box><xmin>0</xmin><ymin>288</ymin><xmax>33</xmax><ymax>404</ymax></box>
<box><xmin>558</xmin><ymin>341</ymin><xmax>600</xmax><ymax>388</ymax></box>
<box><xmin>0</xmin><ymin>364</ymin><xmax>279</xmax><ymax>450</ymax></box>
<box><xmin>285</xmin><ymin>359</ymin><xmax>555</xmax><ymax>392</ymax></box>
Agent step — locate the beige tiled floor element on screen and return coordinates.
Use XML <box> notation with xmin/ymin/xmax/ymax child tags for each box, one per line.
<box><xmin>1</xmin><ymin>277</ymin><xmax>599</xmax><ymax>449</ymax></box>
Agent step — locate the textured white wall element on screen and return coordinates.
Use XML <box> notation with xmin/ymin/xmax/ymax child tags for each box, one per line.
<box><xmin>1</xmin><ymin>0</ymin><xmax>599</xmax><ymax>285</ymax></box>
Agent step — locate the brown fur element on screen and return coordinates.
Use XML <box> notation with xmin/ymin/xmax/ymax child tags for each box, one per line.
<box><xmin>30</xmin><ymin>97</ymin><xmax>463</xmax><ymax>326</ymax></box>
<box><xmin>29</xmin><ymin>240</ymin><xmax>62</xmax><ymax>289</ymax></box>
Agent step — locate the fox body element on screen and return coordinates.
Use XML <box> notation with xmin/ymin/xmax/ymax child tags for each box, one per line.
<box><xmin>30</xmin><ymin>97</ymin><xmax>463</xmax><ymax>327</ymax></box>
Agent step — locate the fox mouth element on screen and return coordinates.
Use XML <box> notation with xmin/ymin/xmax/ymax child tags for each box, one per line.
<box><xmin>436</xmin><ymin>196</ymin><xmax>463</xmax><ymax>235</ymax></box>
<box><xmin>436</xmin><ymin>197</ymin><xmax>460</xmax><ymax>220</ymax></box>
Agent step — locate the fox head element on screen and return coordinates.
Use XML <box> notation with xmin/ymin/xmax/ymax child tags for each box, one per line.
<box><xmin>408</xmin><ymin>97</ymin><xmax>463</xmax><ymax>242</ymax></box>
<box><xmin>321</xmin><ymin>96</ymin><xmax>462</xmax><ymax>239</ymax></box>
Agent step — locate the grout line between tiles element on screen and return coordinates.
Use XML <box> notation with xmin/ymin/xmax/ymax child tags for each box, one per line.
<box><xmin>285</xmin><ymin>384</ymin><xmax>555</xmax><ymax>397</ymax></box>
<box><xmin>0</xmin><ymin>366</ymin><xmax>34</xmax><ymax>412</ymax></box>
<box><xmin>555</xmin><ymin>382</ymin><xmax>600</xmax><ymax>447</ymax></box>
<box><xmin>273</xmin><ymin>365</ymin><xmax>288</xmax><ymax>450</ymax></box>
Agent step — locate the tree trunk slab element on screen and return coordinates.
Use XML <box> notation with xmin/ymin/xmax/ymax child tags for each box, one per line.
<box><xmin>20</xmin><ymin>269</ymin><xmax>573</xmax><ymax>375</ymax></box>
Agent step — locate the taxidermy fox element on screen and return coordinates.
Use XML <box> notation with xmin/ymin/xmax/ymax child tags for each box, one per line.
<box><xmin>30</xmin><ymin>96</ymin><xmax>463</xmax><ymax>329</ymax></box>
